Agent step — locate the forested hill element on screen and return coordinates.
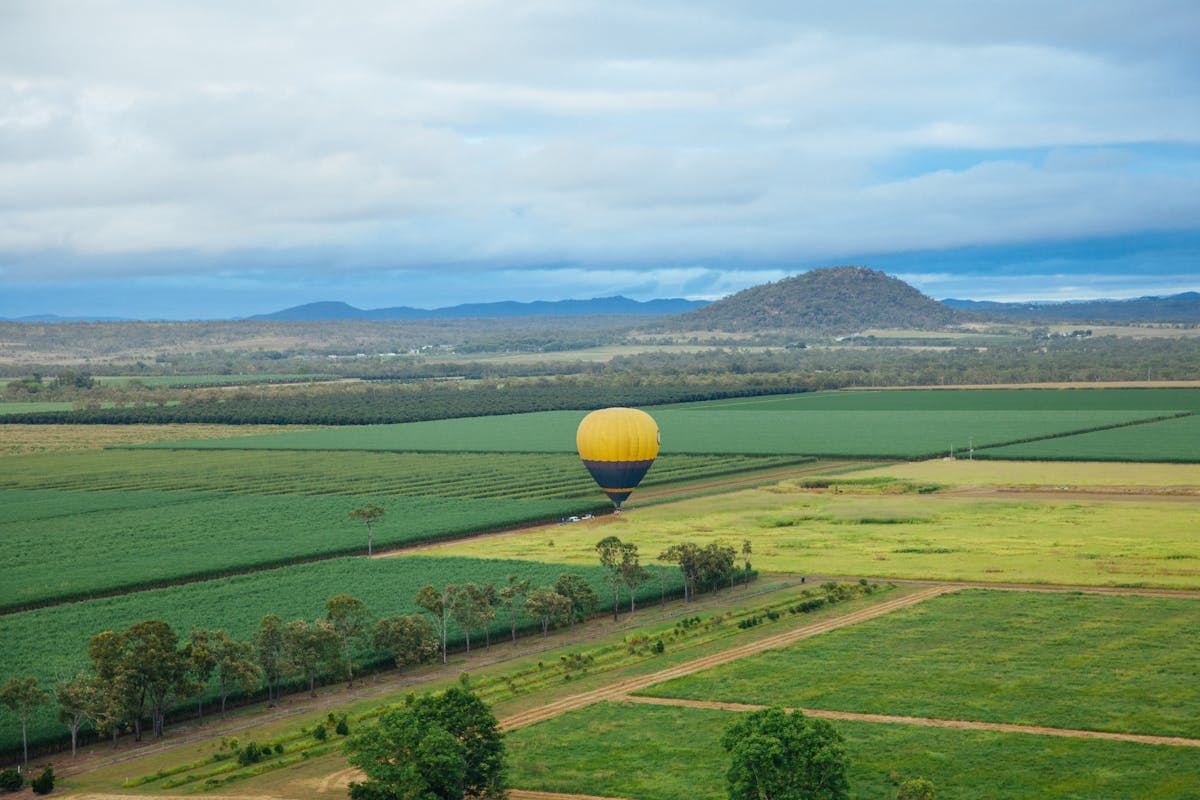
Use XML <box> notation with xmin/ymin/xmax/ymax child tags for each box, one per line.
<box><xmin>943</xmin><ymin>292</ymin><xmax>1200</xmax><ymax>323</ymax></box>
<box><xmin>664</xmin><ymin>266</ymin><xmax>966</xmax><ymax>334</ymax></box>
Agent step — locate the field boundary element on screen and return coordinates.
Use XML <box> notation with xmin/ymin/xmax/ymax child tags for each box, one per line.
<box><xmin>620</xmin><ymin>695</ymin><xmax>1200</xmax><ymax>748</ymax></box>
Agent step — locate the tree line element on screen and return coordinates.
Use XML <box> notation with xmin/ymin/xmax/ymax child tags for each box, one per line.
<box><xmin>2</xmin><ymin>536</ymin><xmax>749</xmax><ymax>763</ymax></box>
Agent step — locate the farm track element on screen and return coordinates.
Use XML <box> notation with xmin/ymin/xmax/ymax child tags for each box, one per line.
<box><xmin>498</xmin><ymin>584</ymin><xmax>958</xmax><ymax>731</ymax></box>
<box><xmin>621</xmin><ymin>696</ymin><xmax>1200</xmax><ymax>748</ymax></box>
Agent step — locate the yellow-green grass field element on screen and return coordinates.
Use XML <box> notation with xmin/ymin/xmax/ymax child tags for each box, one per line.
<box><xmin>850</xmin><ymin>458</ymin><xmax>1200</xmax><ymax>488</ymax></box>
<box><xmin>414</xmin><ymin>464</ymin><xmax>1200</xmax><ymax>588</ymax></box>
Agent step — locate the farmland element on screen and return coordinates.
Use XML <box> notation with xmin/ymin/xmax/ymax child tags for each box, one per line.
<box><xmin>413</xmin><ymin>480</ymin><xmax>1200</xmax><ymax>589</ymax></box>
<box><xmin>2</xmin><ymin>383</ymin><xmax>1199</xmax><ymax>795</ymax></box>
<box><xmin>506</xmin><ymin>701</ymin><xmax>1200</xmax><ymax>800</ymax></box>
<box><xmin>0</xmin><ymin>555</ymin><xmax>683</xmax><ymax>753</ymax></box>
<box><xmin>638</xmin><ymin>590</ymin><xmax>1200</xmax><ymax>738</ymax></box>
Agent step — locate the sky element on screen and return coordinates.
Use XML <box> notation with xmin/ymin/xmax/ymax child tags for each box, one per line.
<box><xmin>1</xmin><ymin>1</ymin><xmax>1198</xmax><ymax>319</ymax></box>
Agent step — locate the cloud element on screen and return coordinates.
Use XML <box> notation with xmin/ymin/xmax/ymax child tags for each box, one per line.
<box><xmin>0</xmin><ymin>0</ymin><xmax>1198</xmax><ymax>312</ymax></box>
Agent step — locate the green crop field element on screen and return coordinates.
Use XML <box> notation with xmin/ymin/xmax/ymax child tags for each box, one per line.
<box><xmin>507</xmin><ymin>701</ymin><xmax>1200</xmax><ymax>800</ymax></box>
<box><xmin>136</xmin><ymin>406</ymin><xmax>1181</xmax><ymax>460</ymax></box>
<box><xmin>0</xmin><ymin>555</ymin><xmax>682</xmax><ymax>755</ymax></box>
<box><xmin>0</xmin><ymin>489</ymin><xmax>595</xmax><ymax>609</ymax></box>
<box><xmin>978</xmin><ymin>413</ymin><xmax>1200</xmax><ymax>462</ymax></box>
<box><xmin>0</xmin><ymin>449</ymin><xmax>799</xmax><ymax>498</ymax></box>
<box><xmin>639</xmin><ymin>590</ymin><xmax>1200</xmax><ymax>739</ymax></box>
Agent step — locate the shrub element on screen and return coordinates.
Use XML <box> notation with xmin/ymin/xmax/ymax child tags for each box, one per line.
<box><xmin>312</xmin><ymin>724</ymin><xmax>328</xmax><ymax>742</ymax></box>
<box><xmin>336</xmin><ymin>718</ymin><xmax>350</xmax><ymax>736</ymax></box>
<box><xmin>0</xmin><ymin>768</ymin><xmax>22</xmax><ymax>791</ymax></box>
<box><xmin>31</xmin><ymin>766</ymin><xmax>54</xmax><ymax>795</ymax></box>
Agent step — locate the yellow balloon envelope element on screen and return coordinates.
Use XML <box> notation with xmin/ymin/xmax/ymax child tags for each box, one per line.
<box><xmin>576</xmin><ymin>407</ymin><xmax>660</xmax><ymax>509</ymax></box>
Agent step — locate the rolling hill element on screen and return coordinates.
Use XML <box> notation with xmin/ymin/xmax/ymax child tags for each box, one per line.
<box><xmin>665</xmin><ymin>266</ymin><xmax>966</xmax><ymax>335</ymax></box>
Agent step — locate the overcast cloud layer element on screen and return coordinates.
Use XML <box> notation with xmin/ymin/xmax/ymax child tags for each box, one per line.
<box><xmin>2</xmin><ymin>1</ymin><xmax>1198</xmax><ymax>317</ymax></box>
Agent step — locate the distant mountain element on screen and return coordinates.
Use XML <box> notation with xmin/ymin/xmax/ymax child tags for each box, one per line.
<box><xmin>248</xmin><ymin>296</ymin><xmax>709</xmax><ymax>321</ymax></box>
<box><xmin>668</xmin><ymin>266</ymin><xmax>965</xmax><ymax>334</ymax></box>
<box><xmin>942</xmin><ymin>292</ymin><xmax>1200</xmax><ymax>323</ymax></box>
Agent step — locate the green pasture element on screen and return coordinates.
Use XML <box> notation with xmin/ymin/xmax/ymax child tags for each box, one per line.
<box><xmin>641</xmin><ymin>590</ymin><xmax>1200</xmax><ymax>738</ymax></box>
<box><xmin>0</xmin><ymin>555</ymin><xmax>682</xmax><ymax>755</ymax></box>
<box><xmin>979</xmin><ymin>413</ymin><xmax>1200</xmax><ymax>462</ymax></box>
<box><xmin>135</xmin><ymin>407</ymin><xmax>1176</xmax><ymax>460</ymax></box>
<box><xmin>507</xmin><ymin>701</ymin><xmax>1200</xmax><ymax>800</ymax></box>
<box><xmin>420</xmin><ymin>485</ymin><xmax>1200</xmax><ymax>589</ymax></box>
<box><xmin>0</xmin><ymin>489</ymin><xmax>595</xmax><ymax>610</ymax></box>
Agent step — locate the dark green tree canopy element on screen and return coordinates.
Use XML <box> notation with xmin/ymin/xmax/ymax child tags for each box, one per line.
<box><xmin>722</xmin><ymin>707</ymin><xmax>849</xmax><ymax>800</ymax></box>
<box><xmin>346</xmin><ymin>686</ymin><xmax>505</xmax><ymax>800</ymax></box>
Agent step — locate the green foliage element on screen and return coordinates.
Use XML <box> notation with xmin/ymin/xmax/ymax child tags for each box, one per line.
<box><xmin>0</xmin><ymin>556</ymin><xmax>682</xmax><ymax>755</ymax></box>
<box><xmin>29</xmin><ymin>766</ymin><xmax>53</xmax><ymax>795</ymax></box>
<box><xmin>722</xmin><ymin>707</ymin><xmax>849</xmax><ymax>800</ymax></box>
<box><xmin>897</xmin><ymin>777</ymin><xmax>936</xmax><ymax>800</ymax></box>
<box><xmin>0</xmin><ymin>767</ymin><xmax>21</xmax><ymax>791</ymax></box>
<box><xmin>346</xmin><ymin>686</ymin><xmax>505</xmax><ymax>800</ymax></box>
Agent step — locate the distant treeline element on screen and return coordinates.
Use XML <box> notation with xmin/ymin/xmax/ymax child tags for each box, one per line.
<box><xmin>0</xmin><ymin>382</ymin><xmax>795</xmax><ymax>425</ymax></box>
<box><xmin>4</xmin><ymin>337</ymin><xmax>1199</xmax><ymax>426</ymax></box>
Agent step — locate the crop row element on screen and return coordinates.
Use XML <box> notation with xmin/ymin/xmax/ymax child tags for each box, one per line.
<box><xmin>0</xmin><ymin>555</ymin><xmax>685</xmax><ymax>755</ymax></box>
<box><xmin>0</xmin><ymin>490</ymin><xmax>597</xmax><ymax>610</ymax></box>
<box><xmin>978</xmin><ymin>413</ymin><xmax>1200</xmax><ymax>463</ymax></box>
<box><xmin>0</xmin><ymin>450</ymin><xmax>800</xmax><ymax>498</ymax></box>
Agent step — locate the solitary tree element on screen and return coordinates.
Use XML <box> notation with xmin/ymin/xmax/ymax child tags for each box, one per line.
<box><xmin>349</xmin><ymin>503</ymin><xmax>385</xmax><ymax>556</ymax></box>
<box><xmin>326</xmin><ymin>594</ymin><xmax>373</xmax><ymax>688</ymax></box>
<box><xmin>722</xmin><ymin>707</ymin><xmax>849</xmax><ymax>800</ymax></box>
<box><xmin>346</xmin><ymin>685</ymin><xmax>505</xmax><ymax>800</ymax></box>
<box><xmin>0</xmin><ymin>677</ymin><xmax>49</xmax><ymax>770</ymax></box>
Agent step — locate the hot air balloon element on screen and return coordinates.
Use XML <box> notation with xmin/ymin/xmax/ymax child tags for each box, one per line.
<box><xmin>576</xmin><ymin>407</ymin><xmax>660</xmax><ymax>510</ymax></box>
